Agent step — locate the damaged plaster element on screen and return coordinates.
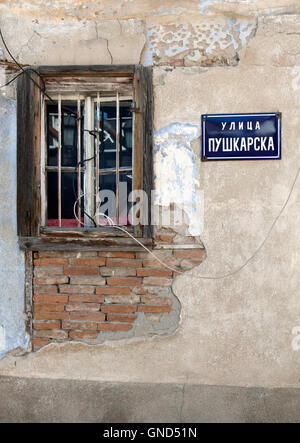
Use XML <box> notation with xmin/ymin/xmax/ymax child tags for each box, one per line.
<box><xmin>154</xmin><ymin>123</ymin><xmax>203</xmax><ymax>236</ymax></box>
<box><xmin>0</xmin><ymin>0</ymin><xmax>299</xmax><ymax>393</ymax></box>
<box><xmin>96</xmin><ymin>290</ymin><xmax>182</xmax><ymax>344</ymax></box>
<box><xmin>0</xmin><ymin>96</ymin><xmax>29</xmax><ymax>359</ymax></box>
<box><xmin>0</xmin><ymin>13</ymin><xmax>258</xmax><ymax>68</ymax></box>
<box><xmin>145</xmin><ymin>17</ymin><xmax>257</xmax><ymax>66</ymax></box>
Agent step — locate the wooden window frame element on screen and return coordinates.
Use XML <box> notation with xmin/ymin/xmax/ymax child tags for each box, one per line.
<box><xmin>17</xmin><ymin>65</ymin><xmax>153</xmax><ymax>251</ymax></box>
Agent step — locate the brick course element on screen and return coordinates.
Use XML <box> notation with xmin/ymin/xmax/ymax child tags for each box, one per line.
<box><xmin>32</xmin><ymin>243</ymin><xmax>205</xmax><ymax>351</ymax></box>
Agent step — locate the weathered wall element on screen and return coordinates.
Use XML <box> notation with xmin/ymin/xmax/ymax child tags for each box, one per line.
<box><xmin>0</xmin><ymin>0</ymin><xmax>300</xmax><ymax>395</ymax></box>
<box><xmin>0</xmin><ymin>96</ymin><xmax>29</xmax><ymax>358</ymax></box>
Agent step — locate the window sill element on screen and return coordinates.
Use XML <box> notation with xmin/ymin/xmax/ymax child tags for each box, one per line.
<box><xmin>40</xmin><ymin>226</ymin><xmax>134</xmax><ymax>238</ymax></box>
<box><xmin>19</xmin><ymin>233</ymin><xmax>153</xmax><ymax>251</ymax></box>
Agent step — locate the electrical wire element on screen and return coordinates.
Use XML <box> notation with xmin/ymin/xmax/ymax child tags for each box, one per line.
<box><xmin>0</xmin><ymin>70</ymin><xmax>24</xmax><ymax>89</ymax></box>
<box><xmin>73</xmin><ymin>165</ymin><xmax>300</xmax><ymax>280</ymax></box>
<box><xmin>0</xmin><ymin>28</ymin><xmax>85</xmax><ymax>118</ymax></box>
<box><xmin>0</xmin><ymin>28</ymin><xmax>46</xmax><ymax>93</ymax></box>
<box><xmin>2</xmin><ymin>27</ymin><xmax>299</xmax><ymax>280</ymax></box>
<box><xmin>72</xmin><ymin>156</ymin><xmax>97</xmax><ymax>228</ymax></box>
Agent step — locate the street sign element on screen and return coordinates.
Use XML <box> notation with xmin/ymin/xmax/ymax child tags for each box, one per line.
<box><xmin>202</xmin><ymin>113</ymin><xmax>281</xmax><ymax>161</ymax></box>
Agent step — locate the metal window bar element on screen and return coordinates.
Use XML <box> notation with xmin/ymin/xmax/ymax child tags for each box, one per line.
<box><xmin>44</xmin><ymin>94</ymin><xmax>133</xmax><ymax>229</ymax></box>
<box><xmin>96</xmin><ymin>93</ymin><xmax>100</xmax><ymax>225</ymax></box>
<box><xmin>41</xmin><ymin>95</ymin><xmax>47</xmax><ymax>227</ymax></box>
<box><xmin>58</xmin><ymin>95</ymin><xmax>62</xmax><ymax>228</ymax></box>
<box><xmin>77</xmin><ymin>97</ymin><xmax>81</xmax><ymax>227</ymax></box>
<box><xmin>116</xmin><ymin>92</ymin><xmax>120</xmax><ymax>225</ymax></box>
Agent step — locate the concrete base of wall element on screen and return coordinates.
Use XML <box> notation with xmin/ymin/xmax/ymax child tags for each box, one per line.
<box><xmin>0</xmin><ymin>376</ymin><xmax>300</xmax><ymax>423</ymax></box>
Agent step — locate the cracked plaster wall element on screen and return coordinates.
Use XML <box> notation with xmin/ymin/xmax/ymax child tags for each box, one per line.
<box><xmin>0</xmin><ymin>96</ymin><xmax>29</xmax><ymax>359</ymax></box>
<box><xmin>0</xmin><ymin>2</ymin><xmax>299</xmax><ymax>389</ymax></box>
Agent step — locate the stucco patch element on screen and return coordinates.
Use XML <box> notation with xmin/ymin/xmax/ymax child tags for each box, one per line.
<box><xmin>145</xmin><ymin>17</ymin><xmax>257</xmax><ymax>66</ymax></box>
<box><xmin>154</xmin><ymin>123</ymin><xmax>203</xmax><ymax>236</ymax></box>
<box><xmin>0</xmin><ymin>96</ymin><xmax>29</xmax><ymax>359</ymax></box>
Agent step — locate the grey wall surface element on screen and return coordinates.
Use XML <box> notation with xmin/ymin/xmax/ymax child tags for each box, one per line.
<box><xmin>0</xmin><ymin>1</ymin><xmax>299</xmax><ymax>400</ymax></box>
<box><xmin>0</xmin><ymin>96</ymin><xmax>28</xmax><ymax>358</ymax></box>
<box><xmin>1</xmin><ymin>376</ymin><xmax>300</xmax><ymax>423</ymax></box>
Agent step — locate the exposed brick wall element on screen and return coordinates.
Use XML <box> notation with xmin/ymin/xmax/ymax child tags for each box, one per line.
<box><xmin>32</xmin><ymin>245</ymin><xmax>205</xmax><ymax>351</ymax></box>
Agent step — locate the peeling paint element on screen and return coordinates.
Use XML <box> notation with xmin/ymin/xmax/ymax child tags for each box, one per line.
<box><xmin>146</xmin><ymin>17</ymin><xmax>257</xmax><ymax>66</ymax></box>
<box><xmin>154</xmin><ymin>123</ymin><xmax>203</xmax><ymax>236</ymax></box>
<box><xmin>0</xmin><ymin>96</ymin><xmax>29</xmax><ymax>359</ymax></box>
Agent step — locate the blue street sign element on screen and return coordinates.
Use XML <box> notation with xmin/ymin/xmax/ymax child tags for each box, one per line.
<box><xmin>202</xmin><ymin>113</ymin><xmax>281</xmax><ymax>161</ymax></box>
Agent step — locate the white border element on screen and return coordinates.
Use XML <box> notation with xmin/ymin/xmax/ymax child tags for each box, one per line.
<box><xmin>202</xmin><ymin>113</ymin><xmax>281</xmax><ymax>160</ymax></box>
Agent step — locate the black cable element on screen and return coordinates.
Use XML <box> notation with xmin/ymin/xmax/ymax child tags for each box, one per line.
<box><xmin>0</xmin><ymin>28</ymin><xmax>79</xmax><ymax>117</ymax></box>
<box><xmin>83</xmin><ymin>129</ymin><xmax>101</xmax><ymax>138</ymax></box>
<box><xmin>0</xmin><ymin>67</ymin><xmax>48</xmax><ymax>89</ymax></box>
<box><xmin>0</xmin><ymin>27</ymin><xmax>99</xmax><ymax>228</ymax></box>
<box><xmin>0</xmin><ymin>28</ymin><xmax>46</xmax><ymax>92</ymax></box>
<box><xmin>0</xmin><ymin>70</ymin><xmax>23</xmax><ymax>89</ymax></box>
<box><xmin>72</xmin><ymin>156</ymin><xmax>97</xmax><ymax>228</ymax></box>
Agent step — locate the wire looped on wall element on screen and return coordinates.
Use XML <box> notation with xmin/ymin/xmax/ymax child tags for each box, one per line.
<box><xmin>2</xmin><ymin>26</ymin><xmax>299</xmax><ymax>281</ymax></box>
<box><xmin>73</xmin><ymin>164</ymin><xmax>300</xmax><ymax>280</ymax></box>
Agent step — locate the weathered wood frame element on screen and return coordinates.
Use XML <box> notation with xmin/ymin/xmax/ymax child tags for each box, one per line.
<box><xmin>17</xmin><ymin>65</ymin><xmax>153</xmax><ymax>251</ymax></box>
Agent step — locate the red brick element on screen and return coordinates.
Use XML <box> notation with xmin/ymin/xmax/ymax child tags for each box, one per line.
<box><xmin>154</xmin><ymin>234</ymin><xmax>175</xmax><ymax>243</ymax></box>
<box><xmin>62</xmin><ymin>321</ymin><xmax>98</xmax><ymax>331</ymax></box>
<box><xmin>33</xmin><ymin>295</ymin><xmax>68</xmax><ymax>303</ymax></box>
<box><xmin>65</xmin><ymin>303</ymin><xmax>101</xmax><ymax>312</ymax></box>
<box><xmin>137</xmin><ymin>305</ymin><xmax>172</xmax><ymax>313</ymax></box>
<box><xmin>69</xmin><ymin>331</ymin><xmax>98</xmax><ymax>339</ymax></box>
<box><xmin>95</xmin><ymin>287</ymin><xmax>131</xmax><ymax>295</ymax></box>
<box><xmin>69</xmin><ymin>258</ymin><xmax>106</xmax><ymax>266</ymax></box>
<box><xmin>131</xmin><ymin>287</ymin><xmax>150</xmax><ymax>295</ymax></box>
<box><xmin>137</xmin><ymin>268</ymin><xmax>172</xmax><ymax>277</ymax></box>
<box><xmin>100</xmin><ymin>267</ymin><xmax>137</xmax><ymax>277</ymax></box>
<box><xmin>33</xmin><ymin>330</ymin><xmax>68</xmax><ymax>339</ymax></box>
<box><xmin>141</xmin><ymin>296</ymin><xmax>172</xmax><ymax>306</ymax></box>
<box><xmin>34</xmin><ymin>266</ymin><xmax>64</xmax><ymax>277</ymax></box>
<box><xmin>34</xmin><ymin>285</ymin><xmax>58</xmax><ymax>295</ymax></box>
<box><xmin>173</xmin><ymin>249</ymin><xmax>205</xmax><ymax>259</ymax></box>
<box><xmin>172</xmin><ymin>270</ymin><xmax>183</xmax><ymax>277</ymax></box>
<box><xmin>97</xmin><ymin>323</ymin><xmax>133</xmax><ymax>332</ymax></box>
<box><xmin>34</xmin><ymin>304</ymin><xmax>65</xmax><ymax>313</ymax></box>
<box><xmin>70</xmin><ymin>312</ymin><xmax>105</xmax><ymax>322</ymax></box>
<box><xmin>33</xmin><ymin>321</ymin><xmax>61</xmax><ymax>330</ymax></box>
<box><xmin>64</xmin><ymin>266</ymin><xmax>99</xmax><ymax>276</ymax></box>
<box><xmin>142</xmin><ymin>277</ymin><xmax>172</xmax><ymax>287</ymax></box>
<box><xmin>34</xmin><ymin>312</ymin><xmax>69</xmax><ymax>321</ymax></box>
<box><xmin>32</xmin><ymin>339</ymin><xmax>50</xmax><ymax>351</ymax></box>
<box><xmin>70</xmin><ymin>276</ymin><xmax>106</xmax><ymax>285</ymax></box>
<box><xmin>106</xmin><ymin>259</ymin><xmax>142</xmax><ymax>268</ymax></box>
<box><xmin>107</xmin><ymin>314</ymin><xmax>137</xmax><ymax>323</ymax></box>
<box><xmin>98</xmin><ymin>251</ymin><xmax>135</xmax><ymax>258</ymax></box>
<box><xmin>36</xmin><ymin>251</ymin><xmax>64</xmax><ymax>258</ymax></box>
<box><xmin>34</xmin><ymin>258</ymin><xmax>69</xmax><ymax>266</ymax></box>
<box><xmin>107</xmin><ymin>277</ymin><xmax>142</xmax><ymax>287</ymax></box>
<box><xmin>104</xmin><ymin>295</ymin><xmax>140</xmax><ymax>304</ymax></box>
<box><xmin>62</xmin><ymin>252</ymin><xmax>98</xmax><ymax>258</ymax></box>
<box><xmin>59</xmin><ymin>285</ymin><xmax>95</xmax><ymax>294</ymax></box>
<box><xmin>141</xmin><ymin>285</ymin><xmax>172</xmax><ymax>294</ymax></box>
<box><xmin>68</xmin><ymin>295</ymin><xmax>104</xmax><ymax>303</ymax></box>
<box><xmin>142</xmin><ymin>259</ymin><xmax>179</xmax><ymax>268</ymax></box>
<box><xmin>101</xmin><ymin>305</ymin><xmax>137</xmax><ymax>314</ymax></box>
<box><xmin>34</xmin><ymin>276</ymin><xmax>69</xmax><ymax>285</ymax></box>
<box><xmin>136</xmin><ymin>251</ymin><xmax>173</xmax><ymax>260</ymax></box>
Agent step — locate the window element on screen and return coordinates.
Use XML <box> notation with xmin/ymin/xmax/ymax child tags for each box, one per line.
<box><xmin>17</xmin><ymin>66</ymin><xmax>153</xmax><ymax>250</ymax></box>
<box><xmin>44</xmin><ymin>94</ymin><xmax>133</xmax><ymax>228</ymax></box>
